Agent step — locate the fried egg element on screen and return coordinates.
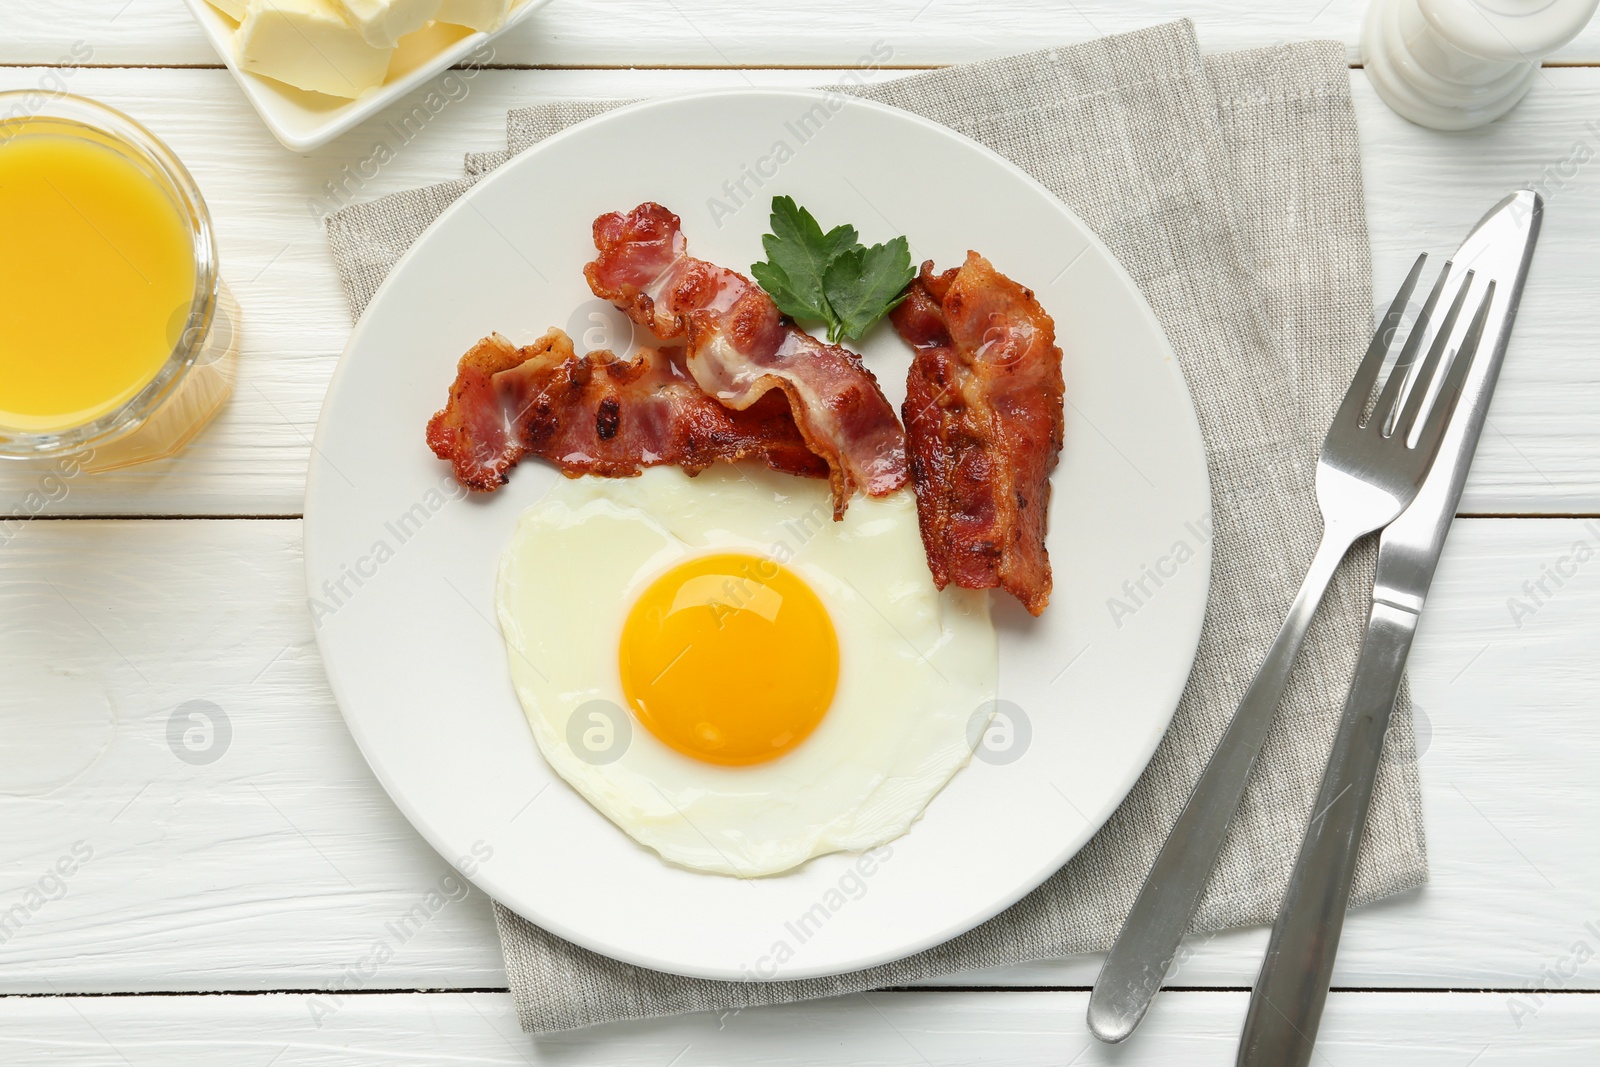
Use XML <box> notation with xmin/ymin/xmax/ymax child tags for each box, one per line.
<box><xmin>495</xmin><ymin>465</ymin><xmax>998</xmax><ymax>876</ymax></box>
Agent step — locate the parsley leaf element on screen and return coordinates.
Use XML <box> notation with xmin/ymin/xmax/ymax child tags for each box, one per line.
<box><xmin>750</xmin><ymin>196</ymin><xmax>913</xmax><ymax>345</ymax></box>
<box><xmin>751</xmin><ymin>196</ymin><xmax>858</xmax><ymax>327</ymax></box>
<box><xmin>822</xmin><ymin>236</ymin><xmax>915</xmax><ymax>343</ymax></box>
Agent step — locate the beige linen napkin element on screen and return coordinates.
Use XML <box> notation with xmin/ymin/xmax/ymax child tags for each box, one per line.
<box><xmin>325</xmin><ymin>19</ymin><xmax>1428</xmax><ymax>1034</ymax></box>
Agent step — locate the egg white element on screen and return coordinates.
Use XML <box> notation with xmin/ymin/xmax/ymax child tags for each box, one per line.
<box><xmin>495</xmin><ymin>465</ymin><xmax>998</xmax><ymax>877</ymax></box>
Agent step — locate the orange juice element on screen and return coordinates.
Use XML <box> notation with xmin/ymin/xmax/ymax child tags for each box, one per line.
<box><xmin>0</xmin><ymin>127</ymin><xmax>197</xmax><ymax>432</ymax></box>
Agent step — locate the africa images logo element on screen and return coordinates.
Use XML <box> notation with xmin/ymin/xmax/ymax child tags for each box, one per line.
<box><xmin>1106</xmin><ymin>511</ymin><xmax>1213</xmax><ymax>629</ymax></box>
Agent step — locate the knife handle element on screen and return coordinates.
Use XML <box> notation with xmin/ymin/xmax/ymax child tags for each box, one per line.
<box><xmin>1236</xmin><ymin>599</ymin><xmax>1421</xmax><ymax>1067</ymax></box>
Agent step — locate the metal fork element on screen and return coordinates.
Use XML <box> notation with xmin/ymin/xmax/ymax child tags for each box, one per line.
<box><xmin>1087</xmin><ymin>254</ymin><xmax>1487</xmax><ymax>1043</ymax></box>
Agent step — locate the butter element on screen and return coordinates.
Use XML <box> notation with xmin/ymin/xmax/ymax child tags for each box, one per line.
<box><xmin>435</xmin><ymin>0</ymin><xmax>514</xmax><ymax>32</ymax></box>
<box><xmin>204</xmin><ymin>0</ymin><xmax>248</xmax><ymax>21</ymax></box>
<box><xmin>237</xmin><ymin>0</ymin><xmax>394</xmax><ymax>99</ymax></box>
<box><xmin>336</xmin><ymin>0</ymin><xmax>442</xmax><ymax>48</ymax></box>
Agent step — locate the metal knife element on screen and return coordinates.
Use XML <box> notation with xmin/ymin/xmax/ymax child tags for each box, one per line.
<box><xmin>1235</xmin><ymin>189</ymin><xmax>1543</xmax><ymax>1067</ymax></box>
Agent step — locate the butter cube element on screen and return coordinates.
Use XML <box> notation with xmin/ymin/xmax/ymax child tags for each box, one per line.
<box><xmin>237</xmin><ymin>0</ymin><xmax>394</xmax><ymax>99</ymax></box>
<box><xmin>435</xmin><ymin>0</ymin><xmax>514</xmax><ymax>32</ymax></box>
<box><xmin>336</xmin><ymin>0</ymin><xmax>442</xmax><ymax>48</ymax></box>
<box><xmin>204</xmin><ymin>0</ymin><xmax>248</xmax><ymax>21</ymax></box>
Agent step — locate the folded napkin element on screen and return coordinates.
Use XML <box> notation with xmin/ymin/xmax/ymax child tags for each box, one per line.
<box><xmin>325</xmin><ymin>18</ymin><xmax>1428</xmax><ymax>1034</ymax></box>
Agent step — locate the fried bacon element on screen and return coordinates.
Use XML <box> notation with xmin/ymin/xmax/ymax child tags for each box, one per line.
<box><xmin>585</xmin><ymin>202</ymin><xmax>908</xmax><ymax>517</ymax></box>
<box><xmin>426</xmin><ymin>329</ymin><xmax>827</xmax><ymax>492</ymax></box>
<box><xmin>890</xmin><ymin>253</ymin><xmax>1065</xmax><ymax>616</ymax></box>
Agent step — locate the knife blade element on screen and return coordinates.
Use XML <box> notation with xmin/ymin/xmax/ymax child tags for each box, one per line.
<box><xmin>1236</xmin><ymin>189</ymin><xmax>1544</xmax><ymax>1067</ymax></box>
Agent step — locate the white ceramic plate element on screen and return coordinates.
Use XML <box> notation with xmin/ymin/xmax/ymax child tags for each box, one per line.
<box><xmin>305</xmin><ymin>89</ymin><xmax>1211</xmax><ymax>981</ymax></box>
<box><xmin>180</xmin><ymin>0</ymin><xmax>554</xmax><ymax>151</ymax></box>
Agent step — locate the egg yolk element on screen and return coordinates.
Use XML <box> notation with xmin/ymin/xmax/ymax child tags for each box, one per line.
<box><xmin>619</xmin><ymin>553</ymin><xmax>839</xmax><ymax>766</ymax></box>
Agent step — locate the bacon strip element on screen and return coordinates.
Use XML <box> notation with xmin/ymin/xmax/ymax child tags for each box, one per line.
<box><xmin>890</xmin><ymin>253</ymin><xmax>1065</xmax><ymax>616</ymax></box>
<box><xmin>585</xmin><ymin>202</ymin><xmax>908</xmax><ymax>517</ymax></box>
<box><xmin>426</xmin><ymin>329</ymin><xmax>827</xmax><ymax>492</ymax></box>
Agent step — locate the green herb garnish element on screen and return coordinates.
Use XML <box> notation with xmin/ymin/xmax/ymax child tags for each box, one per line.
<box><xmin>751</xmin><ymin>196</ymin><xmax>915</xmax><ymax>344</ymax></box>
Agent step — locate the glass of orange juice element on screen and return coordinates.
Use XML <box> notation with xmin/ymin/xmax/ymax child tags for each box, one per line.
<box><xmin>0</xmin><ymin>93</ymin><xmax>238</xmax><ymax>472</ymax></box>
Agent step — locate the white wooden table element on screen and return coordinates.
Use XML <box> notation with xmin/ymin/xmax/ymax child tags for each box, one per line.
<box><xmin>3</xmin><ymin>2</ymin><xmax>1598</xmax><ymax>1062</ymax></box>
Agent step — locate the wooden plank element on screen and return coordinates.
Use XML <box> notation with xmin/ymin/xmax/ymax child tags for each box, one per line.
<box><xmin>1</xmin><ymin>65</ymin><xmax>1598</xmax><ymax>517</ymax></box>
<box><xmin>0</xmin><ymin>516</ymin><xmax>1595</xmax><ymax>993</ymax></box>
<box><xmin>10</xmin><ymin>0</ymin><xmax>1600</xmax><ymax>68</ymax></box>
<box><xmin>1</xmin><ymin>990</ymin><xmax>1596</xmax><ymax>1064</ymax></box>
<box><xmin>0</xmin><ymin>517</ymin><xmax>506</xmax><ymax>989</ymax></box>
<box><xmin>1357</xmin><ymin>74</ymin><xmax>1600</xmax><ymax>515</ymax></box>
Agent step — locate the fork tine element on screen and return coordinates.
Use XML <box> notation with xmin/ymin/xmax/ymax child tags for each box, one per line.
<box><xmin>1373</xmin><ymin>260</ymin><xmax>1452</xmax><ymax>435</ymax></box>
<box><xmin>1394</xmin><ymin>269</ymin><xmax>1476</xmax><ymax>441</ymax></box>
<box><xmin>1333</xmin><ymin>253</ymin><xmax>1428</xmax><ymax>429</ymax></box>
<box><xmin>1411</xmin><ymin>279</ymin><xmax>1497</xmax><ymax>460</ymax></box>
